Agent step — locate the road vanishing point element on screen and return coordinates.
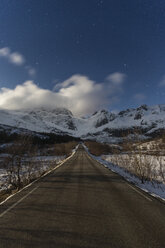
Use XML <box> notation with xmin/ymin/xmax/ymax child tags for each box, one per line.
<box><xmin>0</xmin><ymin>146</ymin><xmax>165</xmax><ymax>248</ymax></box>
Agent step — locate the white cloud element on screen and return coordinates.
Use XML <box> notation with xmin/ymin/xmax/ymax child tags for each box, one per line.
<box><xmin>106</xmin><ymin>72</ymin><xmax>126</xmax><ymax>96</ymax></box>
<box><xmin>0</xmin><ymin>47</ymin><xmax>10</xmax><ymax>57</ymax></box>
<box><xmin>0</xmin><ymin>81</ymin><xmax>66</xmax><ymax>111</ymax></box>
<box><xmin>0</xmin><ymin>46</ymin><xmax>36</xmax><ymax>77</ymax></box>
<box><xmin>133</xmin><ymin>93</ymin><xmax>146</xmax><ymax>102</ymax></box>
<box><xmin>9</xmin><ymin>52</ymin><xmax>25</xmax><ymax>65</ymax></box>
<box><xmin>0</xmin><ymin>73</ymin><xmax>126</xmax><ymax>116</ymax></box>
<box><xmin>0</xmin><ymin>47</ymin><xmax>25</xmax><ymax>66</ymax></box>
<box><xmin>107</xmin><ymin>72</ymin><xmax>126</xmax><ymax>85</ymax></box>
<box><xmin>56</xmin><ymin>75</ymin><xmax>103</xmax><ymax>115</ymax></box>
<box><xmin>25</xmin><ymin>66</ymin><xmax>36</xmax><ymax>76</ymax></box>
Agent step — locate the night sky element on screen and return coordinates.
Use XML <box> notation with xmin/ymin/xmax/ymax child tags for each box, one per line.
<box><xmin>0</xmin><ymin>0</ymin><xmax>165</xmax><ymax>115</ymax></box>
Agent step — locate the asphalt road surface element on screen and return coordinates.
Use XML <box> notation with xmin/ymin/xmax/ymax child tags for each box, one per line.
<box><xmin>0</xmin><ymin>146</ymin><xmax>165</xmax><ymax>248</ymax></box>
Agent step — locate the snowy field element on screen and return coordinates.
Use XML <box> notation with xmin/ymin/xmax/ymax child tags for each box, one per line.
<box><xmin>83</xmin><ymin>144</ymin><xmax>165</xmax><ymax>201</ymax></box>
<box><xmin>0</xmin><ymin>155</ymin><xmax>65</xmax><ymax>193</ymax></box>
<box><xmin>102</xmin><ymin>154</ymin><xmax>165</xmax><ymax>183</ymax></box>
<box><xmin>0</xmin><ymin>144</ymin><xmax>79</xmax><ymax>196</ymax></box>
<box><xmin>101</xmin><ymin>154</ymin><xmax>165</xmax><ymax>201</ymax></box>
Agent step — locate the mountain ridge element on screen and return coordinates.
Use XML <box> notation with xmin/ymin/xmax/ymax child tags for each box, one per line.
<box><xmin>0</xmin><ymin>104</ymin><xmax>164</xmax><ymax>143</ymax></box>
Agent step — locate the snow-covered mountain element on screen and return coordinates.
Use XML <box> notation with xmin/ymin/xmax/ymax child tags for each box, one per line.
<box><xmin>0</xmin><ymin>104</ymin><xmax>165</xmax><ymax>143</ymax></box>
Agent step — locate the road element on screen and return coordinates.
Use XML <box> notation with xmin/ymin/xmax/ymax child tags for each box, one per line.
<box><xmin>0</xmin><ymin>146</ymin><xmax>165</xmax><ymax>248</ymax></box>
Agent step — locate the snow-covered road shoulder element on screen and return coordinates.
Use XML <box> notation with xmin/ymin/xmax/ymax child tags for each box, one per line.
<box><xmin>83</xmin><ymin>144</ymin><xmax>165</xmax><ymax>202</ymax></box>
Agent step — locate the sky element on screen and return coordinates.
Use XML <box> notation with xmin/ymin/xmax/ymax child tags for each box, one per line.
<box><xmin>0</xmin><ymin>0</ymin><xmax>165</xmax><ymax>116</ymax></box>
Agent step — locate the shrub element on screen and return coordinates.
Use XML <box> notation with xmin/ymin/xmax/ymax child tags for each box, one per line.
<box><xmin>84</xmin><ymin>141</ymin><xmax>115</xmax><ymax>156</ymax></box>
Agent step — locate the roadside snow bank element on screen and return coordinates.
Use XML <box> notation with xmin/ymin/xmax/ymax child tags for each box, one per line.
<box><xmin>83</xmin><ymin>144</ymin><xmax>165</xmax><ymax>202</ymax></box>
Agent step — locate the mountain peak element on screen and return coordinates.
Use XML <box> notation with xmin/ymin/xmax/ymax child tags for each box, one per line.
<box><xmin>0</xmin><ymin>104</ymin><xmax>165</xmax><ymax>143</ymax></box>
<box><xmin>92</xmin><ymin>109</ymin><xmax>108</xmax><ymax>116</ymax></box>
<box><xmin>23</xmin><ymin>107</ymin><xmax>73</xmax><ymax>116</ymax></box>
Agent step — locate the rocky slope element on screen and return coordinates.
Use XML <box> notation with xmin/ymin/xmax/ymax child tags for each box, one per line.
<box><xmin>0</xmin><ymin>104</ymin><xmax>164</xmax><ymax>143</ymax></box>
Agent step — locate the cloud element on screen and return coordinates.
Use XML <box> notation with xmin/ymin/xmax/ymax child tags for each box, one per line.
<box><xmin>0</xmin><ymin>81</ymin><xmax>66</xmax><ymax>111</ymax></box>
<box><xmin>9</xmin><ymin>52</ymin><xmax>25</xmax><ymax>65</ymax></box>
<box><xmin>0</xmin><ymin>47</ymin><xmax>10</xmax><ymax>57</ymax></box>
<box><xmin>0</xmin><ymin>47</ymin><xmax>25</xmax><ymax>66</ymax></box>
<box><xmin>25</xmin><ymin>66</ymin><xmax>36</xmax><ymax>76</ymax></box>
<box><xmin>133</xmin><ymin>93</ymin><xmax>146</xmax><ymax>102</ymax></box>
<box><xmin>0</xmin><ymin>46</ymin><xmax>36</xmax><ymax>77</ymax></box>
<box><xmin>0</xmin><ymin>73</ymin><xmax>126</xmax><ymax>116</ymax></box>
<box><xmin>55</xmin><ymin>75</ymin><xmax>103</xmax><ymax>115</ymax></box>
<box><xmin>106</xmin><ymin>72</ymin><xmax>126</xmax><ymax>96</ymax></box>
<box><xmin>107</xmin><ymin>72</ymin><xmax>126</xmax><ymax>85</ymax></box>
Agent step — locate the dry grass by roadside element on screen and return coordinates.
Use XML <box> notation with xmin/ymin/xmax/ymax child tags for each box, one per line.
<box><xmin>0</xmin><ymin>139</ymin><xmax>78</xmax><ymax>203</ymax></box>
<box><xmin>84</xmin><ymin>141</ymin><xmax>120</xmax><ymax>156</ymax></box>
<box><xmin>39</xmin><ymin>141</ymin><xmax>78</xmax><ymax>156</ymax></box>
<box><xmin>85</xmin><ymin>138</ymin><xmax>165</xmax><ymax>184</ymax></box>
<box><xmin>54</xmin><ymin>141</ymin><xmax>78</xmax><ymax>156</ymax></box>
